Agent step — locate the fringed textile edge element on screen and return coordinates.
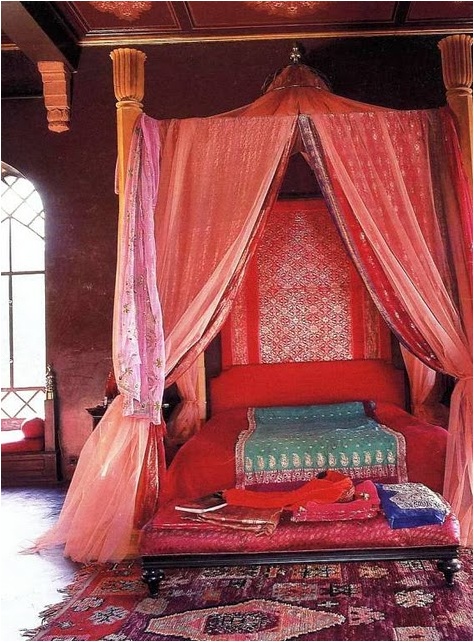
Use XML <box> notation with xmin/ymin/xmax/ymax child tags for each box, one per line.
<box><xmin>235</xmin><ymin>407</ymin><xmax>257</xmax><ymax>488</ymax></box>
<box><xmin>19</xmin><ymin>563</ymin><xmax>109</xmax><ymax>640</ymax></box>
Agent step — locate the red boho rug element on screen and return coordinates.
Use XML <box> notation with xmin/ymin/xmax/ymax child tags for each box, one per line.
<box><xmin>26</xmin><ymin>550</ymin><xmax>472</xmax><ymax>641</ymax></box>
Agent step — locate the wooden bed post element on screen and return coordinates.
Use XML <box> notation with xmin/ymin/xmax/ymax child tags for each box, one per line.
<box><xmin>44</xmin><ymin>364</ymin><xmax>57</xmax><ymax>453</ymax></box>
<box><xmin>438</xmin><ymin>34</ymin><xmax>473</xmax><ymax>183</ymax></box>
<box><xmin>110</xmin><ymin>48</ymin><xmax>146</xmax><ymax>220</ymax></box>
<box><xmin>197</xmin><ymin>353</ymin><xmax>207</xmax><ymax>421</ymax></box>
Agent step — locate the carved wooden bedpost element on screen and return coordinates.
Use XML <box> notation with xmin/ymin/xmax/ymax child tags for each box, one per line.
<box><xmin>438</xmin><ymin>34</ymin><xmax>473</xmax><ymax>183</ymax></box>
<box><xmin>110</xmin><ymin>48</ymin><xmax>146</xmax><ymax>221</ymax></box>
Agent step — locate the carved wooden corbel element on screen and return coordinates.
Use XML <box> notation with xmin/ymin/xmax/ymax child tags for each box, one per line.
<box><xmin>37</xmin><ymin>61</ymin><xmax>71</xmax><ymax>133</ymax></box>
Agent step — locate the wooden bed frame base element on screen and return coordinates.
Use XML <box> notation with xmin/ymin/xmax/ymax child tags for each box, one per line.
<box><xmin>142</xmin><ymin>545</ymin><xmax>461</xmax><ymax>596</ymax></box>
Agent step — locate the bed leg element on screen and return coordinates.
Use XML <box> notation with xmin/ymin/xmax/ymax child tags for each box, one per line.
<box><xmin>437</xmin><ymin>557</ymin><xmax>462</xmax><ymax>586</ymax></box>
<box><xmin>142</xmin><ymin>568</ymin><xmax>165</xmax><ymax>596</ymax></box>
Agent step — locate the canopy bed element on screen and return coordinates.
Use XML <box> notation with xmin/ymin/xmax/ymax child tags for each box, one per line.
<box><xmin>34</xmin><ymin>40</ymin><xmax>472</xmax><ymax>584</ymax></box>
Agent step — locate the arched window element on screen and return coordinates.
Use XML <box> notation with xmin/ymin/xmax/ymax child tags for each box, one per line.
<box><xmin>1</xmin><ymin>163</ymin><xmax>46</xmax><ymax>420</ymax></box>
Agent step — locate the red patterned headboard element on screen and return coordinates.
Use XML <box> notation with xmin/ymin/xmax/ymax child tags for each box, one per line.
<box><xmin>221</xmin><ymin>200</ymin><xmax>391</xmax><ymax>367</ymax></box>
<box><xmin>210</xmin><ymin>360</ymin><xmax>406</xmax><ymax>415</ymax></box>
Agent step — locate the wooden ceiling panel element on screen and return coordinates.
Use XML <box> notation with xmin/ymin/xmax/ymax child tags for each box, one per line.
<box><xmin>2</xmin><ymin>1</ymin><xmax>472</xmax><ymax>55</ymax></box>
<box><xmin>407</xmin><ymin>1</ymin><xmax>473</xmax><ymax>22</ymax></box>
<box><xmin>187</xmin><ymin>2</ymin><xmax>397</xmax><ymax>29</ymax></box>
<box><xmin>74</xmin><ymin>1</ymin><xmax>180</xmax><ymax>32</ymax></box>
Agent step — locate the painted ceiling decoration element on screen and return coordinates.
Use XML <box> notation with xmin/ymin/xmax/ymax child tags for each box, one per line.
<box><xmin>246</xmin><ymin>2</ymin><xmax>320</xmax><ymax>18</ymax></box>
<box><xmin>2</xmin><ymin>2</ymin><xmax>472</xmax><ymax>52</ymax></box>
<box><xmin>1</xmin><ymin>1</ymin><xmax>471</xmax><ymax>109</ymax></box>
<box><xmin>88</xmin><ymin>1</ymin><xmax>153</xmax><ymax>23</ymax></box>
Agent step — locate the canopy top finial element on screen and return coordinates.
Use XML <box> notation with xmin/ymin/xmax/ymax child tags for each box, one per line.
<box><xmin>289</xmin><ymin>43</ymin><xmax>303</xmax><ymax>65</ymax></box>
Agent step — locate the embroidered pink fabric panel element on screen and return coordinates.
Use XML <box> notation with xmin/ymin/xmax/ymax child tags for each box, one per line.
<box><xmin>222</xmin><ymin>199</ymin><xmax>389</xmax><ymax>365</ymax></box>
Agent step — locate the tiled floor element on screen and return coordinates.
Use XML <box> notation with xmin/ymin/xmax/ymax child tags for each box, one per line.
<box><xmin>0</xmin><ymin>485</ymin><xmax>79</xmax><ymax>641</ymax></box>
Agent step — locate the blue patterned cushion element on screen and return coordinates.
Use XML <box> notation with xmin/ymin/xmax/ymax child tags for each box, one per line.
<box><xmin>375</xmin><ymin>482</ymin><xmax>449</xmax><ymax>529</ymax></box>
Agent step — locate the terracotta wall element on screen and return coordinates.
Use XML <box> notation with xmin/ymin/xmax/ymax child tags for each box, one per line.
<box><xmin>1</xmin><ymin>36</ymin><xmax>447</xmax><ymax>479</ymax></box>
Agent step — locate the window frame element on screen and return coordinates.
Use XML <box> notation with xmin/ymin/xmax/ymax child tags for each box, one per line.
<box><xmin>1</xmin><ymin>162</ymin><xmax>46</xmax><ymax>420</ymax></box>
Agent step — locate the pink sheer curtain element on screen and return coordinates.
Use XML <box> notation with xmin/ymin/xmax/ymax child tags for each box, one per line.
<box><xmin>32</xmin><ymin>396</ymin><xmax>152</xmax><ymax>562</ymax></box>
<box><xmin>302</xmin><ymin>109</ymin><xmax>472</xmax><ymax>544</ymax></box>
<box><xmin>400</xmin><ymin>347</ymin><xmax>448</xmax><ymax>425</ymax></box>
<box><xmin>33</xmin><ymin>113</ymin><xmax>296</xmax><ymax>562</ymax></box>
<box><xmin>113</xmin><ymin>116</ymin><xmax>165</xmax><ymax>423</ymax></box>
<box><xmin>156</xmin><ymin>115</ymin><xmax>297</xmax><ymax>378</ymax></box>
<box><xmin>155</xmin><ymin>115</ymin><xmax>297</xmax><ymax>440</ymax></box>
<box><xmin>166</xmin><ymin>359</ymin><xmax>201</xmax><ymax>445</ymax></box>
<box><xmin>31</xmin><ymin>120</ymin><xmax>167</xmax><ymax>562</ymax></box>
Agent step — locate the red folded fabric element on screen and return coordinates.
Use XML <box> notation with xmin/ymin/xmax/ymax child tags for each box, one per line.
<box><xmin>291</xmin><ymin>480</ymin><xmax>380</xmax><ymax>522</ymax></box>
<box><xmin>224</xmin><ymin>470</ymin><xmax>353</xmax><ymax>509</ymax></box>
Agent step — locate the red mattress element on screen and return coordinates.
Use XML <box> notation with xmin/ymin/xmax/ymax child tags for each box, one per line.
<box><xmin>162</xmin><ymin>401</ymin><xmax>447</xmax><ymax>504</ymax></box>
<box><xmin>140</xmin><ymin>505</ymin><xmax>459</xmax><ymax>557</ymax></box>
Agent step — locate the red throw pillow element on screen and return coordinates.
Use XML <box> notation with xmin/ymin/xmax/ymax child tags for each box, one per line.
<box><xmin>21</xmin><ymin>417</ymin><xmax>45</xmax><ymax>439</ymax></box>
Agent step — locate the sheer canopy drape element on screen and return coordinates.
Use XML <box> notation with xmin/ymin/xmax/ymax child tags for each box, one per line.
<box><xmin>32</xmin><ymin>118</ymin><xmax>168</xmax><ymax>563</ymax></box>
<box><xmin>155</xmin><ymin>114</ymin><xmax>297</xmax><ymax>439</ymax></box>
<box><xmin>32</xmin><ymin>396</ymin><xmax>154</xmax><ymax>562</ymax></box>
<box><xmin>155</xmin><ymin>115</ymin><xmax>297</xmax><ymax>382</ymax></box>
<box><xmin>300</xmin><ymin>109</ymin><xmax>472</xmax><ymax>544</ymax></box>
<box><xmin>115</xmin><ymin>112</ymin><xmax>297</xmax><ymax>419</ymax></box>
<box><xmin>401</xmin><ymin>347</ymin><xmax>437</xmax><ymax>419</ymax></box>
<box><xmin>33</xmin><ymin>113</ymin><xmax>296</xmax><ymax>562</ymax></box>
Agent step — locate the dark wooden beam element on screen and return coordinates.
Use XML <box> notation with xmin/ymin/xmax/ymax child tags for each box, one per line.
<box><xmin>2</xmin><ymin>2</ymin><xmax>75</xmax><ymax>132</ymax></box>
<box><xmin>393</xmin><ymin>1</ymin><xmax>412</xmax><ymax>27</ymax></box>
<box><xmin>1</xmin><ymin>1</ymin><xmax>74</xmax><ymax>69</ymax></box>
<box><xmin>170</xmin><ymin>1</ymin><xmax>194</xmax><ymax>33</ymax></box>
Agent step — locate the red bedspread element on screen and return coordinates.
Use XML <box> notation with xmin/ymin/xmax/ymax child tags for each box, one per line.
<box><xmin>162</xmin><ymin>402</ymin><xmax>447</xmax><ymax>504</ymax></box>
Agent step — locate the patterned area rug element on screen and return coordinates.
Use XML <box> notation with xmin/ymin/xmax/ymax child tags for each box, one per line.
<box><xmin>26</xmin><ymin>549</ymin><xmax>472</xmax><ymax>641</ymax></box>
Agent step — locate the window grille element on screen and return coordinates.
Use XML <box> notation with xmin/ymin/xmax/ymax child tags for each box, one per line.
<box><xmin>1</xmin><ymin>163</ymin><xmax>46</xmax><ymax>420</ymax></box>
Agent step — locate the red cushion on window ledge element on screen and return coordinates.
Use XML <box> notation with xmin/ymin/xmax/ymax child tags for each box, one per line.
<box><xmin>21</xmin><ymin>417</ymin><xmax>45</xmax><ymax>439</ymax></box>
